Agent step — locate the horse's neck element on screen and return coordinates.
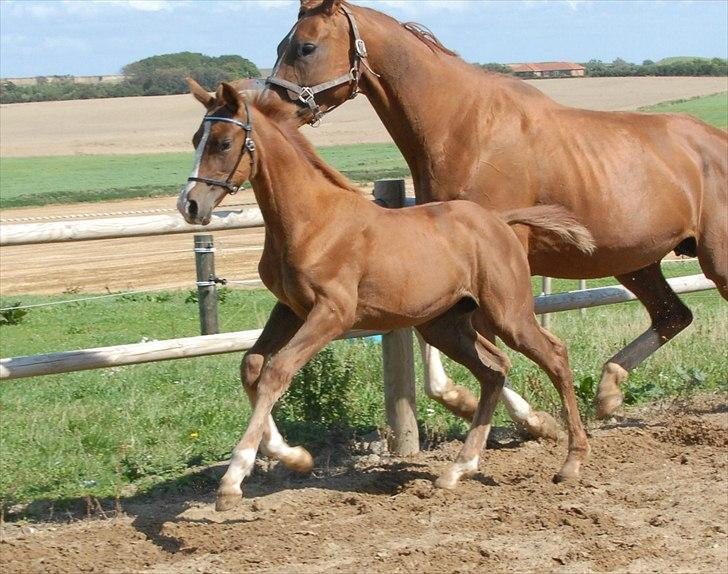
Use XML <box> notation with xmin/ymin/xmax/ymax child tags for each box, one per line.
<box><xmin>249</xmin><ymin>129</ymin><xmax>342</xmax><ymax>244</ymax></box>
<box><xmin>358</xmin><ymin>9</ymin><xmax>549</xmax><ymax>201</ymax></box>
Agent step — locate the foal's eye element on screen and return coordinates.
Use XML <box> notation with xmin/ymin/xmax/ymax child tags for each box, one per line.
<box><xmin>298</xmin><ymin>42</ymin><xmax>316</xmax><ymax>57</ymax></box>
<box><xmin>219</xmin><ymin>139</ymin><xmax>232</xmax><ymax>152</ymax></box>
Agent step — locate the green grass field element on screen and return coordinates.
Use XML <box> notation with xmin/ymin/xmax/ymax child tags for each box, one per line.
<box><xmin>2</xmin><ymin>91</ymin><xmax>725</xmax><ymax>209</ymax></box>
<box><xmin>640</xmin><ymin>91</ymin><xmax>728</xmax><ymax>129</ymax></box>
<box><xmin>0</xmin><ymin>143</ymin><xmax>408</xmax><ymax>208</ymax></box>
<box><xmin>1</xmin><ymin>262</ymin><xmax>725</xmax><ymax>508</ymax></box>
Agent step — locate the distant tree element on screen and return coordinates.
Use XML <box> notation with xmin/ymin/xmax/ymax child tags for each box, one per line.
<box><xmin>477</xmin><ymin>62</ymin><xmax>514</xmax><ymax>75</ymax></box>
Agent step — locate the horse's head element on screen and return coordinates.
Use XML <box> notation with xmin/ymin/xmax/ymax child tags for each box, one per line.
<box><xmin>266</xmin><ymin>0</ymin><xmax>370</xmax><ymax>125</ymax></box>
<box><xmin>178</xmin><ymin>81</ymin><xmax>257</xmax><ymax>225</ymax></box>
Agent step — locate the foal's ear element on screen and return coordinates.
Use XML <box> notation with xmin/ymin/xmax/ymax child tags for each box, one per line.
<box><xmin>217</xmin><ymin>82</ymin><xmax>243</xmax><ymax>115</ymax></box>
<box><xmin>186</xmin><ymin>77</ymin><xmax>215</xmax><ymax>110</ymax></box>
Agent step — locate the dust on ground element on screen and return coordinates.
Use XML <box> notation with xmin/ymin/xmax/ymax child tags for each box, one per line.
<box><xmin>1</xmin><ymin>77</ymin><xmax>726</xmax><ymax>158</ymax></box>
<box><xmin>1</xmin><ymin>395</ymin><xmax>726</xmax><ymax>573</ymax></box>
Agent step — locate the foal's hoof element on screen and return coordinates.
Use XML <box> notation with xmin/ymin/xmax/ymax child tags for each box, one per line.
<box><xmin>215</xmin><ymin>490</ymin><xmax>243</xmax><ymax>512</ymax></box>
<box><xmin>525</xmin><ymin>410</ymin><xmax>562</xmax><ymax>442</ymax></box>
<box><xmin>434</xmin><ymin>473</ymin><xmax>460</xmax><ymax>490</ymax></box>
<box><xmin>553</xmin><ymin>458</ymin><xmax>584</xmax><ymax>484</ymax></box>
<box><xmin>283</xmin><ymin>446</ymin><xmax>314</xmax><ymax>474</ymax></box>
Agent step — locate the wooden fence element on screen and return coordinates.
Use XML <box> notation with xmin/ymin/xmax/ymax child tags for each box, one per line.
<box><xmin>0</xmin><ymin>179</ymin><xmax>717</xmax><ymax>455</ymax></box>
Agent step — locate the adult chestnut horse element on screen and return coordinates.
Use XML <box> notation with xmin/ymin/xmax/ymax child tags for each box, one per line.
<box><xmin>178</xmin><ymin>86</ymin><xmax>595</xmax><ymax>510</ymax></box>
<box><xmin>266</xmin><ymin>0</ymin><xmax>728</xmax><ymax>421</ymax></box>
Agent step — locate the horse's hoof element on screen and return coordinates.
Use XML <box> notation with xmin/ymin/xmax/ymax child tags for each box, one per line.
<box><xmin>595</xmin><ymin>392</ymin><xmax>623</xmax><ymax>419</ymax></box>
<box><xmin>525</xmin><ymin>411</ymin><xmax>562</xmax><ymax>442</ymax></box>
<box><xmin>434</xmin><ymin>474</ymin><xmax>460</xmax><ymax>490</ymax></box>
<box><xmin>283</xmin><ymin>446</ymin><xmax>314</xmax><ymax>474</ymax></box>
<box><xmin>215</xmin><ymin>490</ymin><xmax>243</xmax><ymax>512</ymax></box>
<box><xmin>553</xmin><ymin>458</ymin><xmax>583</xmax><ymax>484</ymax></box>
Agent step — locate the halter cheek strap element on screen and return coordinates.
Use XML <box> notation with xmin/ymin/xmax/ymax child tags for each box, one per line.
<box><xmin>186</xmin><ymin>102</ymin><xmax>256</xmax><ymax>195</ymax></box>
<box><xmin>265</xmin><ymin>5</ymin><xmax>377</xmax><ymax>125</ymax></box>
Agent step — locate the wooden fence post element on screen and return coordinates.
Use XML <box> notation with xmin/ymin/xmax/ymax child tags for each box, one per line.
<box><xmin>373</xmin><ymin>179</ymin><xmax>419</xmax><ymax>456</ymax></box>
<box><xmin>194</xmin><ymin>234</ymin><xmax>219</xmax><ymax>335</ymax></box>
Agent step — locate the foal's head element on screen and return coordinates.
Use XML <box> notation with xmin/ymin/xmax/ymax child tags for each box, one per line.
<box><xmin>178</xmin><ymin>82</ymin><xmax>260</xmax><ymax>225</ymax></box>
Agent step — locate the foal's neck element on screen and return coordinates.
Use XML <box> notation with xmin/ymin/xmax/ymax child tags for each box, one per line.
<box><xmin>249</xmin><ymin>119</ymin><xmax>353</xmax><ymax>243</ymax></box>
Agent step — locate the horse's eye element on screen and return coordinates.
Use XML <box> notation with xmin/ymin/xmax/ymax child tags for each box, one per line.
<box><xmin>299</xmin><ymin>42</ymin><xmax>316</xmax><ymax>57</ymax></box>
<box><xmin>219</xmin><ymin>139</ymin><xmax>232</xmax><ymax>152</ymax></box>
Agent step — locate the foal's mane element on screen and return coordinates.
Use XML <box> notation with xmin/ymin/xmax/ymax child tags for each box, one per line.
<box><xmin>249</xmin><ymin>93</ymin><xmax>361</xmax><ymax>194</ymax></box>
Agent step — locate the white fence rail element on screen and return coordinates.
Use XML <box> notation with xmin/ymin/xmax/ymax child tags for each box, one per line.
<box><xmin>0</xmin><ymin>274</ymin><xmax>714</xmax><ymax>382</ymax></box>
<box><xmin>0</xmin><ymin>207</ymin><xmax>264</xmax><ymax>246</ymax></box>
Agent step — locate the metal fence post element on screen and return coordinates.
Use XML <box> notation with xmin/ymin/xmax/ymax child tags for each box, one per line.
<box><xmin>540</xmin><ymin>276</ymin><xmax>552</xmax><ymax>328</ymax></box>
<box><xmin>579</xmin><ymin>279</ymin><xmax>587</xmax><ymax>316</ymax></box>
<box><xmin>194</xmin><ymin>234</ymin><xmax>219</xmax><ymax>335</ymax></box>
<box><xmin>373</xmin><ymin>179</ymin><xmax>419</xmax><ymax>456</ymax></box>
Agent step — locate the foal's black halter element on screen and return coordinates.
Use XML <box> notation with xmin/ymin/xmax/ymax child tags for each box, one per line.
<box><xmin>187</xmin><ymin>102</ymin><xmax>256</xmax><ymax>195</ymax></box>
<box><xmin>265</xmin><ymin>5</ymin><xmax>373</xmax><ymax>125</ymax></box>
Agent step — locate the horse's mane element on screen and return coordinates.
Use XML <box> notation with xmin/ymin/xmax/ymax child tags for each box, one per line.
<box><xmin>402</xmin><ymin>22</ymin><xmax>458</xmax><ymax>57</ymax></box>
<box><xmin>248</xmin><ymin>92</ymin><xmax>361</xmax><ymax>195</ymax></box>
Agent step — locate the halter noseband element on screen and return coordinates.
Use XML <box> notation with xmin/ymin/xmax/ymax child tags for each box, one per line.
<box><xmin>187</xmin><ymin>102</ymin><xmax>256</xmax><ymax>195</ymax></box>
<box><xmin>265</xmin><ymin>5</ymin><xmax>376</xmax><ymax>125</ymax></box>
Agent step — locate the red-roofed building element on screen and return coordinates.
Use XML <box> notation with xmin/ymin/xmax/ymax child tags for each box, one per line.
<box><xmin>507</xmin><ymin>62</ymin><xmax>586</xmax><ymax>78</ymax></box>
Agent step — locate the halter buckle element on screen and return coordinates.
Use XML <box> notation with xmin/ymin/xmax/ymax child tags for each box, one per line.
<box><xmin>245</xmin><ymin>138</ymin><xmax>256</xmax><ymax>152</ymax></box>
<box><xmin>355</xmin><ymin>38</ymin><xmax>367</xmax><ymax>58</ymax></box>
<box><xmin>299</xmin><ymin>87</ymin><xmax>316</xmax><ymax>104</ymax></box>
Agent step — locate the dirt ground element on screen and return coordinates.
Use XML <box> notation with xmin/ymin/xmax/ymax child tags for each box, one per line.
<box><xmin>1</xmin><ymin>395</ymin><xmax>726</xmax><ymax>573</ymax></box>
<box><xmin>1</xmin><ymin>77</ymin><xmax>726</xmax><ymax>157</ymax></box>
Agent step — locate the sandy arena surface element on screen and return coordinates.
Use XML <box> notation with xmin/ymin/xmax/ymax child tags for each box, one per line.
<box><xmin>1</xmin><ymin>77</ymin><xmax>727</xmax><ymax>296</ymax></box>
<box><xmin>1</xmin><ymin>396</ymin><xmax>726</xmax><ymax>573</ymax></box>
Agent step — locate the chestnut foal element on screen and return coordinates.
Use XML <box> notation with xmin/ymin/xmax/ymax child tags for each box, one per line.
<box><xmin>179</xmin><ymin>85</ymin><xmax>594</xmax><ymax>511</ymax></box>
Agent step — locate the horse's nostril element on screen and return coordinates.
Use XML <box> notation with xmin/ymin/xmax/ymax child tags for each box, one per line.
<box><xmin>188</xmin><ymin>200</ymin><xmax>198</xmax><ymax>218</ymax></box>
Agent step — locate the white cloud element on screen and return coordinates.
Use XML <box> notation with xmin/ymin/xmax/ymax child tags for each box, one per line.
<box><xmin>359</xmin><ymin>1</ymin><xmax>476</xmax><ymax>15</ymax></box>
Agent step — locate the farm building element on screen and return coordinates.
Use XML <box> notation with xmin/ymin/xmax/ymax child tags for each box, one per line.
<box><xmin>508</xmin><ymin>62</ymin><xmax>586</xmax><ymax>78</ymax></box>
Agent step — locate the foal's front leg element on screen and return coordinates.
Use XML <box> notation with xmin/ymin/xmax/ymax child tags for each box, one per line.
<box><xmin>242</xmin><ymin>303</ymin><xmax>313</xmax><ymax>473</ymax></box>
<box><xmin>217</xmin><ymin>302</ymin><xmax>351</xmax><ymax>511</ymax></box>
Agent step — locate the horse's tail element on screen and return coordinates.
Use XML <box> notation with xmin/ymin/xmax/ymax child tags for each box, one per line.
<box><xmin>499</xmin><ymin>205</ymin><xmax>596</xmax><ymax>254</ymax></box>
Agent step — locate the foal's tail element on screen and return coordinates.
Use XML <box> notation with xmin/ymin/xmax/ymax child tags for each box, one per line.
<box><xmin>500</xmin><ymin>205</ymin><xmax>596</xmax><ymax>254</ymax></box>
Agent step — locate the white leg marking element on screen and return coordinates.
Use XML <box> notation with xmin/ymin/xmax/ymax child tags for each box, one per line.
<box><xmin>500</xmin><ymin>386</ymin><xmax>532</xmax><ymax>424</ymax></box>
<box><xmin>416</xmin><ymin>332</ymin><xmax>449</xmax><ymax>397</ymax></box>
<box><xmin>260</xmin><ymin>416</ymin><xmax>290</xmax><ymax>459</ymax></box>
<box><xmin>222</xmin><ymin>447</ymin><xmax>257</xmax><ymax>488</ymax></box>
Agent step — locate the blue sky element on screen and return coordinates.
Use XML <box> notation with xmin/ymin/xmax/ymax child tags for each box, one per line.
<box><xmin>1</xmin><ymin>0</ymin><xmax>726</xmax><ymax>78</ymax></box>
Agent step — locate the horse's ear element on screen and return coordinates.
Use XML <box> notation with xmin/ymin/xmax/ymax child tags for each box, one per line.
<box><xmin>320</xmin><ymin>0</ymin><xmax>341</xmax><ymax>15</ymax></box>
<box><xmin>186</xmin><ymin>77</ymin><xmax>215</xmax><ymax>109</ymax></box>
<box><xmin>218</xmin><ymin>82</ymin><xmax>243</xmax><ymax>115</ymax></box>
<box><xmin>300</xmin><ymin>0</ymin><xmax>340</xmax><ymax>15</ymax></box>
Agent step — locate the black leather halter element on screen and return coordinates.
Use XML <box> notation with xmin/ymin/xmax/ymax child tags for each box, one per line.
<box><xmin>187</xmin><ymin>102</ymin><xmax>256</xmax><ymax>195</ymax></box>
<box><xmin>265</xmin><ymin>5</ymin><xmax>374</xmax><ymax>125</ymax></box>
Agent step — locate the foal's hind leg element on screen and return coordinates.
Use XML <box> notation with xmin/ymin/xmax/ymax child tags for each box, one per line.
<box><xmin>495</xmin><ymin>313</ymin><xmax>590</xmax><ymax>481</ymax></box>
<box><xmin>415</xmin><ymin>331</ymin><xmax>560</xmax><ymax>440</ymax></box>
<box><xmin>417</xmin><ymin>307</ymin><xmax>510</xmax><ymax>489</ymax></box>
<box><xmin>596</xmin><ymin>263</ymin><xmax>693</xmax><ymax>418</ymax></box>
<box><xmin>241</xmin><ymin>303</ymin><xmax>313</xmax><ymax>474</ymax></box>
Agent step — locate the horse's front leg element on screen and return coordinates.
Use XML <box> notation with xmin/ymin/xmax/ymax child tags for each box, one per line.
<box><xmin>242</xmin><ymin>303</ymin><xmax>313</xmax><ymax>474</ymax></box>
<box><xmin>217</xmin><ymin>301</ymin><xmax>352</xmax><ymax>511</ymax></box>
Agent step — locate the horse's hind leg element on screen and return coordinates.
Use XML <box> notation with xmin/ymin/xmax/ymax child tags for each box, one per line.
<box><xmin>495</xmin><ymin>313</ymin><xmax>590</xmax><ymax>481</ymax></box>
<box><xmin>596</xmin><ymin>263</ymin><xmax>693</xmax><ymax>418</ymax></box>
<box><xmin>696</xmin><ymin>203</ymin><xmax>728</xmax><ymax>300</ymax></box>
<box><xmin>416</xmin><ymin>306</ymin><xmax>510</xmax><ymax>489</ymax></box>
<box><xmin>415</xmin><ymin>331</ymin><xmax>560</xmax><ymax>441</ymax></box>
<box><xmin>241</xmin><ymin>303</ymin><xmax>313</xmax><ymax>474</ymax></box>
